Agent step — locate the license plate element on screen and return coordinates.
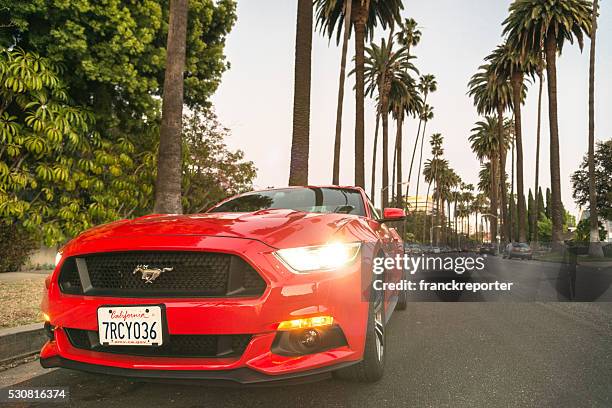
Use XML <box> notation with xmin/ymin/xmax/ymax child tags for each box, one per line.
<box><xmin>97</xmin><ymin>306</ymin><xmax>164</xmax><ymax>346</ymax></box>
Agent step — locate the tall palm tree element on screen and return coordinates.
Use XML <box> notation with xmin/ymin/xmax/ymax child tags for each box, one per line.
<box><xmin>486</xmin><ymin>43</ymin><xmax>536</xmax><ymax>243</ymax></box>
<box><xmin>316</xmin><ymin>0</ymin><xmax>403</xmax><ymax>188</ymax></box>
<box><xmin>412</xmin><ymin>104</ymin><xmax>434</xmax><ymax>212</ymax></box>
<box><xmin>391</xmin><ymin>76</ymin><xmax>422</xmax><ymax>207</ymax></box>
<box><xmin>503</xmin><ymin>0</ymin><xmax>592</xmax><ymax>250</ymax></box>
<box><xmin>587</xmin><ymin>0</ymin><xmax>603</xmax><ymax>257</ymax></box>
<box><xmin>469</xmin><ymin>116</ymin><xmax>511</xmax><ymax>243</ymax></box>
<box><xmin>370</xmin><ymin>104</ymin><xmax>381</xmax><ymax>202</ymax></box>
<box><xmin>289</xmin><ymin>0</ymin><xmax>313</xmax><ymax>186</ymax></box>
<box><xmin>363</xmin><ymin>38</ymin><xmax>416</xmax><ymax>207</ymax></box>
<box><xmin>315</xmin><ymin>0</ymin><xmax>352</xmax><ymax>185</ymax></box>
<box><xmin>532</xmin><ymin>49</ymin><xmax>545</xmax><ymax>245</ymax></box>
<box><xmin>406</xmin><ymin>75</ymin><xmax>437</xmax><ymax>203</ymax></box>
<box><xmin>422</xmin><ymin>133</ymin><xmax>445</xmax><ymax>243</ymax></box>
<box><xmin>155</xmin><ymin>0</ymin><xmax>189</xmax><ymax>214</ymax></box>
<box><xmin>397</xmin><ymin>17</ymin><xmax>421</xmax><ymax>56</ymax></box>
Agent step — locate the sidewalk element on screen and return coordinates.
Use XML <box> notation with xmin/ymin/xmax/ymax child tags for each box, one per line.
<box><xmin>0</xmin><ymin>271</ymin><xmax>52</xmax><ymax>282</ymax></box>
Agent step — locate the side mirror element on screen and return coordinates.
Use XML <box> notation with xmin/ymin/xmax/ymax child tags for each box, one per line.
<box><xmin>378</xmin><ymin>208</ymin><xmax>406</xmax><ymax>223</ymax></box>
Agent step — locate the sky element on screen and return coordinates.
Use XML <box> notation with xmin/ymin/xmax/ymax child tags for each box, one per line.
<box><xmin>211</xmin><ymin>0</ymin><xmax>612</xmax><ymax>216</ymax></box>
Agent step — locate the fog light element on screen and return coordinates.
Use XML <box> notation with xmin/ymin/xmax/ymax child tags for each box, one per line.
<box><xmin>43</xmin><ymin>321</ymin><xmax>55</xmax><ymax>340</ymax></box>
<box><xmin>299</xmin><ymin>329</ymin><xmax>320</xmax><ymax>348</ymax></box>
<box><xmin>277</xmin><ymin>315</ymin><xmax>333</xmax><ymax>331</ymax></box>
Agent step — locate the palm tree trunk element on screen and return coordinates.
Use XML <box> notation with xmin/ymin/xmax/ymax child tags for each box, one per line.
<box><xmin>510</xmin><ymin>136</ymin><xmax>515</xmax><ymax>241</ymax></box>
<box><xmin>332</xmin><ymin>0</ymin><xmax>352</xmax><ymax>185</ymax></box>
<box><xmin>511</xmin><ymin>72</ymin><xmax>527</xmax><ymax>242</ymax></box>
<box><xmin>382</xmin><ymin>96</ymin><xmax>390</xmax><ymax>208</ymax></box>
<box><xmin>352</xmin><ymin>0</ymin><xmax>369</xmax><ymax>188</ymax></box>
<box><xmin>489</xmin><ymin>157</ymin><xmax>499</xmax><ymax>245</ymax></box>
<box><xmin>370</xmin><ymin>112</ymin><xmax>381</xmax><ymax>202</ymax></box>
<box><xmin>413</xmin><ymin>119</ymin><xmax>429</xmax><ymax>211</ymax></box>
<box><xmin>405</xmin><ymin>95</ymin><xmax>428</xmax><ymax>202</ymax></box>
<box><xmin>588</xmin><ymin>0</ymin><xmax>603</xmax><ymax>257</ymax></box>
<box><xmin>545</xmin><ymin>36</ymin><xmax>563</xmax><ymax>251</ymax></box>
<box><xmin>154</xmin><ymin>0</ymin><xmax>189</xmax><ymax>214</ymax></box>
<box><xmin>289</xmin><ymin>0</ymin><xmax>313</xmax><ymax>186</ymax></box>
<box><xmin>395</xmin><ymin>112</ymin><xmax>404</xmax><ymax>208</ymax></box>
<box><xmin>496</xmin><ymin>104</ymin><xmax>507</xmax><ymax>243</ymax></box>
<box><xmin>423</xmin><ymin>181</ymin><xmax>432</xmax><ymax>243</ymax></box>
<box><xmin>532</xmin><ymin>71</ymin><xmax>543</xmax><ymax>245</ymax></box>
<box><xmin>392</xmin><ymin>128</ymin><xmax>397</xmax><ymax>201</ymax></box>
<box><xmin>447</xmin><ymin>200</ymin><xmax>451</xmax><ymax>246</ymax></box>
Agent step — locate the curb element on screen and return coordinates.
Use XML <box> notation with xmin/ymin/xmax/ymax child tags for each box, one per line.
<box><xmin>0</xmin><ymin>323</ymin><xmax>46</xmax><ymax>364</ymax></box>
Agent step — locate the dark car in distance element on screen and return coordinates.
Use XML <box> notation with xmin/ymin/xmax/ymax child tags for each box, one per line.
<box><xmin>479</xmin><ymin>243</ymin><xmax>497</xmax><ymax>256</ymax></box>
<box><xmin>503</xmin><ymin>242</ymin><xmax>533</xmax><ymax>260</ymax></box>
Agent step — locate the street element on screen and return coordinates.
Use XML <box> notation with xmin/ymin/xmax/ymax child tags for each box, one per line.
<box><xmin>1</xmin><ymin>256</ymin><xmax>611</xmax><ymax>407</ymax></box>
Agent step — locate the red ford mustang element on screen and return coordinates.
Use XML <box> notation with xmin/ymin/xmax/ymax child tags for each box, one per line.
<box><xmin>40</xmin><ymin>186</ymin><xmax>407</xmax><ymax>384</ymax></box>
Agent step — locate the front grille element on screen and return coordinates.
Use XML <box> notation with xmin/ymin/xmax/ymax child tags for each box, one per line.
<box><xmin>64</xmin><ymin>328</ymin><xmax>251</xmax><ymax>358</ymax></box>
<box><xmin>58</xmin><ymin>251</ymin><xmax>266</xmax><ymax>298</ymax></box>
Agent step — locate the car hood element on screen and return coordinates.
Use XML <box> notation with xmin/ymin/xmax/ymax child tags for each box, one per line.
<box><xmin>66</xmin><ymin>209</ymin><xmax>360</xmax><ymax>250</ymax></box>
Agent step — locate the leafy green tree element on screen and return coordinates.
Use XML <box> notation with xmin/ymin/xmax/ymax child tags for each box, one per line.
<box><xmin>2</xmin><ymin>0</ymin><xmax>237</xmax><ymax>151</ymax></box>
<box><xmin>0</xmin><ymin>48</ymin><xmax>153</xmax><ymax>245</ymax></box>
<box><xmin>571</xmin><ymin>139</ymin><xmax>612</xmax><ymax>221</ymax></box>
<box><xmin>538</xmin><ymin>216</ymin><xmax>552</xmax><ymax>243</ymax></box>
<box><xmin>181</xmin><ymin>110</ymin><xmax>257</xmax><ymax>213</ymax></box>
<box><xmin>574</xmin><ymin>219</ymin><xmax>606</xmax><ymax>243</ymax></box>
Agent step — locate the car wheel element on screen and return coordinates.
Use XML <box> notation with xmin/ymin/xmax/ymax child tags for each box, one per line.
<box><xmin>334</xmin><ymin>283</ymin><xmax>386</xmax><ymax>383</ymax></box>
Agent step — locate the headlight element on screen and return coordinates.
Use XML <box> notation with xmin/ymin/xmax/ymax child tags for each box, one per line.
<box><xmin>54</xmin><ymin>252</ymin><xmax>63</xmax><ymax>267</ymax></box>
<box><xmin>275</xmin><ymin>242</ymin><xmax>361</xmax><ymax>273</ymax></box>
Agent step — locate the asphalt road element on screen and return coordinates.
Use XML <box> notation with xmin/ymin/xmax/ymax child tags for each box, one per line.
<box><xmin>1</xmin><ymin>257</ymin><xmax>611</xmax><ymax>407</ymax></box>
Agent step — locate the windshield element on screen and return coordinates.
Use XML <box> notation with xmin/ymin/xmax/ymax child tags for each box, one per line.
<box><xmin>209</xmin><ymin>187</ymin><xmax>366</xmax><ymax>216</ymax></box>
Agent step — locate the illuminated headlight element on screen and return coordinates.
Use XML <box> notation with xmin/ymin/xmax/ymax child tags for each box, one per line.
<box><xmin>54</xmin><ymin>252</ymin><xmax>63</xmax><ymax>267</ymax></box>
<box><xmin>275</xmin><ymin>242</ymin><xmax>361</xmax><ymax>273</ymax></box>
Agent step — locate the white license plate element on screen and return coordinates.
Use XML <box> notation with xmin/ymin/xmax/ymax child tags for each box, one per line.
<box><xmin>97</xmin><ymin>306</ymin><xmax>163</xmax><ymax>346</ymax></box>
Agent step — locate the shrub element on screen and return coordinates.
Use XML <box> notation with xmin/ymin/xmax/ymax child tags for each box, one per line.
<box><xmin>0</xmin><ymin>224</ymin><xmax>38</xmax><ymax>272</ymax></box>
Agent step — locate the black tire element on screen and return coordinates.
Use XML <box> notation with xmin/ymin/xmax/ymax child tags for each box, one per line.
<box><xmin>334</xmin><ymin>284</ymin><xmax>386</xmax><ymax>382</ymax></box>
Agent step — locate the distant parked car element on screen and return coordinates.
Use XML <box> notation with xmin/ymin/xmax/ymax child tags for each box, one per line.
<box><xmin>503</xmin><ymin>242</ymin><xmax>533</xmax><ymax>260</ymax></box>
<box><xmin>404</xmin><ymin>243</ymin><xmax>423</xmax><ymax>255</ymax></box>
<box><xmin>479</xmin><ymin>243</ymin><xmax>497</xmax><ymax>255</ymax></box>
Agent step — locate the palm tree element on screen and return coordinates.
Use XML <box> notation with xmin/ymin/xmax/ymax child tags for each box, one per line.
<box><xmin>370</xmin><ymin>103</ymin><xmax>381</xmax><ymax>202</ymax></box>
<box><xmin>406</xmin><ymin>75</ymin><xmax>437</xmax><ymax>203</ymax></box>
<box><xmin>363</xmin><ymin>38</ymin><xmax>416</xmax><ymax>207</ymax></box>
<box><xmin>467</xmin><ymin>115</ymin><xmax>499</xmax><ymax>243</ymax></box>
<box><xmin>412</xmin><ymin>104</ymin><xmax>434</xmax><ymax>212</ymax></box>
<box><xmin>503</xmin><ymin>0</ymin><xmax>592</xmax><ymax>250</ymax></box>
<box><xmin>316</xmin><ymin>0</ymin><xmax>403</xmax><ymax>188</ymax></box>
<box><xmin>155</xmin><ymin>0</ymin><xmax>189</xmax><ymax>214</ymax></box>
<box><xmin>486</xmin><ymin>43</ymin><xmax>536</xmax><ymax>243</ymax></box>
<box><xmin>315</xmin><ymin>0</ymin><xmax>352</xmax><ymax>185</ymax></box>
<box><xmin>397</xmin><ymin>17</ymin><xmax>421</xmax><ymax>56</ymax></box>
<box><xmin>289</xmin><ymin>0</ymin><xmax>313</xmax><ymax>186</ymax></box>
<box><xmin>422</xmin><ymin>133</ymin><xmax>445</xmax><ymax>243</ymax></box>
<box><xmin>468</xmin><ymin>63</ymin><xmax>514</xmax><ymax>243</ymax></box>
<box><xmin>532</xmin><ymin>49</ymin><xmax>545</xmax><ymax>245</ymax></box>
<box><xmin>587</xmin><ymin>0</ymin><xmax>603</xmax><ymax>257</ymax></box>
<box><xmin>391</xmin><ymin>76</ymin><xmax>422</xmax><ymax>207</ymax></box>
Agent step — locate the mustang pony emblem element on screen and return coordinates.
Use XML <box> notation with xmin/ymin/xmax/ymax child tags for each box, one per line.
<box><xmin>132</xmin><ymin>265</ymin><xmax>173</xmax><ymax>283</ymax></box>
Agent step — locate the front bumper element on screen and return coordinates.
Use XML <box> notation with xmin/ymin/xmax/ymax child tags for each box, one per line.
<box><xmin>40</xmin><ymin>355</ymin><xmax>359</xmax><ymax>385</ymax></box>
<box><xmin>41</xmin><ymin>235</ymin><xmax>369</xmax><ymax>379</ymax></box>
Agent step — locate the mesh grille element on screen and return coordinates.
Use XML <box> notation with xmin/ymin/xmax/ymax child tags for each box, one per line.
<box><xmin>64</xmin><ymin>328</ymin><xmax>251</xmax><ymax>358</ymax></box>
<box><xmin>58</xmin><ymin>251</ymin><xmax>266</xmax><ymax>298</ymax></box>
